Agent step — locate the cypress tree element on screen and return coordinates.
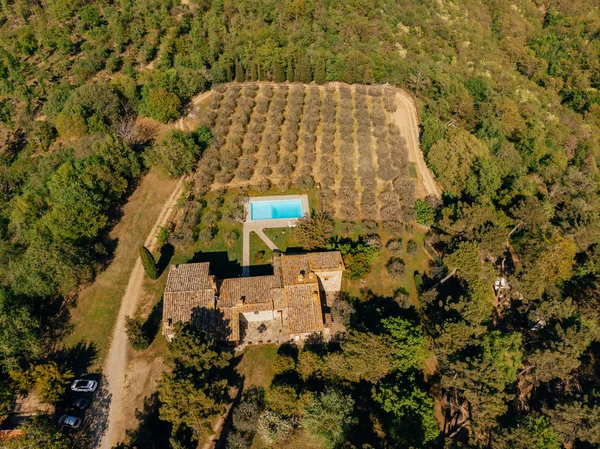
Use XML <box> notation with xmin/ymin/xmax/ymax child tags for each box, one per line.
<box><xmin>225</xmin><ymin>63</ymin><xmax>233</xmax><ymax>82</ymax></box>
<box><xmin>286</xmin><ymin>58</ymin><xmax>294</xmax><ymax>82</ymax></box>
<box><xmin>257</xmin><ymin>59</ymin><xmax>263</xmax><ymax>80</ymax></box>
<box><xmin>272</xmin><ymin>60</ymin><xmax>285</xmax><ymax>82</ymax></box>
<box><xmin>295</xmin><ymin>54</ymin><xmax>311</xmax><ymax>83</ymax></box>
<box><xmin>247</xmin><ymin>62</ymin><xmax>257</xmax><ymax>81</ymax></box>
<box><xmin>293</xmin><ymin>55</ymin><xmax>301</xmax><ymax>82</ymax></box>
<box><xmin>139</xmin><ymin>245</ymin><xmax>158</xmax><ymax>280</ymax></box>
<box><xmin>314</xmin><ymin>54</ymin><xmax>326</xmax><ymax>84</ymax></box>
<box><xmin>235</xmin><ymin>60</ymin><xmax>245</xmax><ymax>82</ymax></box>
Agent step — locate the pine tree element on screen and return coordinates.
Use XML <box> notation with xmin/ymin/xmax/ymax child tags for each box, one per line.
<box><xmin>286</xmin><ymin>58</ymin><xmax>294</xmax><ymax>82</ymax></box>
<box><xmin>314</xmin><ymin>54</ymin><xmax>326</xmax><ymax>84</ymax></box>
<box><xmin>272</xmin><ymin>60</ymin><xmax>285</xmax><ymax>82</ymax></box>
<box><xmin>235</xmin><ymin>60</ymin><xmax>245</xmax><ymax>82</ymax></box>
<box><xmin>139</xmin><ymin>245</ymin><xmax>158</xmax><ymax>279</ymax></box>
<box><xmin>125</xmin><ymin>316</ymin><xmax>150</xmax><ymax>350</ymax></box>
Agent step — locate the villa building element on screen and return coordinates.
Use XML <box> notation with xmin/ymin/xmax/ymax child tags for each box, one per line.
<box><xmin>162</xmin><ymin>251</ymin><xmax>344</xmax><ymax>345</ymax></box>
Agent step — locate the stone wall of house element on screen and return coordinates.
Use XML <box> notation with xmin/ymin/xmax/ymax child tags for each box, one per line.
<box><xmin>315</xmin><ymin>270</ymin><xmax>343</xmax><ymax>292</ymax></box>
<box><xmin>241</xmin><ymin>310</ymin><xmax>276</xmax><ymax>322</ymax></box>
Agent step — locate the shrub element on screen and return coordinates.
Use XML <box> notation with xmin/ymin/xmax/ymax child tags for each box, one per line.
<box><xmin>294</xmin><ymin>212</ymin><xmax>334</xmax><ymax>250</ymax></box>
<box><xmin>139</xmin><ymin>246</ymin><xmax>158</xmax><ymax>279</ymax></box>
<box><xmin>386</xmin><ymin>237</ymin><xmax>403</xmax><ymax>254</ymax></box>
<box><xmin>258</xmin><ymin>178</ymin><xmax>271</xmax><ymax>192</ymax></box>
<box><xmin>224</xmin><ymin>229</ymin><xmax>240</xmax><ymax>246</ymax></box>
<box><xmin>407</xmin><ymin>239</ymin><xmax>418</xmax><ymax>256</ymax></box>
<box><xmin>54</xmin><ymin>113</ymin><xmax>86</xmax><ymax>138</ymax></box>
<box><xmin>197</xmin><ymin>227</ymin><xmax>216</xmax><ymax>243</ymax></box>
<box><xmin>302</xmin><ymin>388</ymin><xmax>355</xmax><ymax>449</ymax></box>
<box><xmin>329</xmin><ymin>239</ymin><xmax>379</xmax><ymax>280</ymax></box>
<box><xmin>125</xmin><ymin>316</ymin><xmax>150</xmax><ymax>350</ymax></box>
<box><xmin>143</xmin><ymin>87</ymin><xmax>181</xmax><ymax>123</ymax></box>
<box><xmin>295</xmin><ymin>174</ymin><xmax>314</xmax><ymax>191</ymax></box>
<box><xmin>257</xmin><ymin>411</ymin><xmax>293</xmax><ymax>445</ymax></box>
<box><xmin>144</xmin><ymin>129</ymin><xmax>207</xmax><ymax>178</ymax></box>
<box><xmin>386</xmin><ymin>257</ymin><xmax>406</xmax><ymax>280</ymax></box>
<box><xmin>157</xmin><ymin>226</ymin><xmax>169</xmax><ymax>247</ymax></box>
<box><xmin>415</xmin><ymin>200</ymin><xmax>436</xmax><ymax>226</ymax></box>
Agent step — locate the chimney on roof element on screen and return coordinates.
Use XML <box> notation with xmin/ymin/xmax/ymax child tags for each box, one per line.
<box><xmin>308</xmin><ymin>272</ymin><xmax>314</xmax><ymax>281</ymax></box>
<box><xmin>297</xmin><ymin>274</ymin><xmax>304</xmax><ymax>283</ymax></box>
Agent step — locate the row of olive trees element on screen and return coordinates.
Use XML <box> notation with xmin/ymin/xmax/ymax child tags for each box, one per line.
<box><xmin>316</xmin><ymin>86</ymin><xmax>339</xmax><ymax>213</ymax></box>
<box><xmin>337</xmin><ymin>85</ymin><xmax>361</xmax><ymax>220</ymax></box>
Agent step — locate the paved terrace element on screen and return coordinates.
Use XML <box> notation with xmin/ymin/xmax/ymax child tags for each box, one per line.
<box><xmin>242</xmin><ymin>194</ymin><xmax>309</xmax><ymax>276</ymax></box>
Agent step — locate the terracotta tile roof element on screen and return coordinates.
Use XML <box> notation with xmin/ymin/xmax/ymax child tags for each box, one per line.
<box><xmin>218</xmin><ymin>276</ymin><xmax>275</xmax><ymax>308</ymax></box>
<box><xmin>272</xmin><ymin>255</ymin><xmax>284</xmax><ymax>288</ymax></box>
<box><xmin>280</xmin><ymin>254</ymin><xmax>317</xmax><ymax>286</ymax></box>
<box><xmin>272</xmin><ymin>287</ymin><xmax>286</xmax><ymax>310</ymax></box>
<box><xmin>162</xmin><ymin>290</ymin><xmax>216</xmax><ymax>335</ymax></box>
<box><xmin>280</xmin><ymin>252</ymin><xmax>344</xmax><ymax>286</ymax></box>
<box><xmin>306</xmin><ymin>252</ymin><xmax>345</xmax><ymax>271</ymax></box>
<box><xmin>221</xmin><ymin>307</ymin><xmax>240</xmax><ymax>342</ymax></box>
<box><xmin>285</xmin><ymin>284</ymin><xmax>325</xmax><ymax>334</ymax></box>
<box><xmin>165</xmin><ymin>263</ymin><xmax>213</xmax><ymax>292</ymax></box>
<box><xmin>162</xmin><ymin>251</ymin><xmax>342</xmax><ymax>342</ymax></box>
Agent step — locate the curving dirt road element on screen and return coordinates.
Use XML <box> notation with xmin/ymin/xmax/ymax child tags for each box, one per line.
<box><xmin>97</xmin><ymin>89</ymin><xmax>216</xmax><ymax>449</ymax></box>
<box><xmin>393</xmin><ymin>89</ymin><xmax>442</xmax><ymax>199</ymax></box>
<box><xmin>98</xmin><ymin>177</ymin><xmax>185</xmax><ymax>449</ymax></box>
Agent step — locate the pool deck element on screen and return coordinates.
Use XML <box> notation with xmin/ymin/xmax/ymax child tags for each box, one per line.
<box><xmin>242</xmin><ymin>194</ymin><xmax>309</xmax><ymax>276</ymax></box>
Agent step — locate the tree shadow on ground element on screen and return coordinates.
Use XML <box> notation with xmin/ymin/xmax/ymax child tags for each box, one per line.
<box><xmin>78</xmin><ymin>373</ymin><xmax>110</xmax><ymax>449</ymax></box>
<box><xmin>122</xmin><ymin>392</ymin><xmax>171</xmax><ymax>449</ymax></box>
<box><xmin>53</xmin><ymin>341</ymin><xmax>98</xmax><ymax>377</ymax></box>
<box><xmin>156</xmin><ymin>243</ymin><xmax>174</xmax><ymax>276</ymax></box>
<box><xmin>350</xmin><ymin>290</ymin><xmax>403</xmax><ymax>334</ymax></box>
<box><xmin>189</xmin><ymin>251</ymin><xmax>241</xmax><ymax>279</ymax></box>
<box><xmin>41</xmin><ymin>295</ymin><xmax>75</xmax><ymax>346</ymax></box>
<box><xmin>142</xmin><ymin>299</ymin><xmax>163</xmax><ymax>345</ymax></box>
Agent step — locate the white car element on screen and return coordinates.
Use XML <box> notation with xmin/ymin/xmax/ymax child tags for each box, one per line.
<box><xmin>58</xmin><ymin>415</ymin><xmax>82</xmax><ymax>429</ymax></box>
<box><xmin>70</xmin><ymin>379</ymin><xmax>98</xmax><ymax>393</ymax></box>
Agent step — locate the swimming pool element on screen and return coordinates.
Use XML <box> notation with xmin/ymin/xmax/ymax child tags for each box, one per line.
<box><xmin>250</xmin><ymin>199</ymin><xmax>304</xmax><ymax>220</ymax></box>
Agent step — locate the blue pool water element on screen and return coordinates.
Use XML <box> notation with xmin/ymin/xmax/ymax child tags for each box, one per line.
<box><xmin>251</xmin><ymin>199</ymin><xmax>304</xmax><ymax>220</ymax></box>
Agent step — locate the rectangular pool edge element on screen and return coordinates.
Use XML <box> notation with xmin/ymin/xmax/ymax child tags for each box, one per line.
<box><xmin>250</xmin><ymin>198</ymin><xmax>304</xmax><ymax>221</ymax></box>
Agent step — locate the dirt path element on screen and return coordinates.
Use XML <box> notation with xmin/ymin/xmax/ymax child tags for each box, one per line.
<box><xmin>393</xmin><ymin>90</ymin><xmax>442</xmax><ymax>199</ymax></box>
<box><xmin>98</xmin><ymin>177</ymin><xmax>184</xmax><ymax>449</ymax></box>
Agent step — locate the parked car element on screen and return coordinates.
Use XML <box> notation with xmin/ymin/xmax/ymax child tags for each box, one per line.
<box><xmin>70</xmin><ymin>379</ymin><xmax>98</xmax><ymax>393</ymax></box>
<box><xmin>58</xmin><ymin>415</ymin><xmax>82</xmax><ymax>429</ymax></box>
<box><xmin>71</xmin><ymin>397</ymin><xmax>90</xmax><ymax>410</ymax></box>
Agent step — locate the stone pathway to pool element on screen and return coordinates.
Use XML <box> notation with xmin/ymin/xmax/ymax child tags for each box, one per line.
<box><xmin>241</xmin><ymin>194</ymin><xmax>309</xmax><ymax>276</ymax></box>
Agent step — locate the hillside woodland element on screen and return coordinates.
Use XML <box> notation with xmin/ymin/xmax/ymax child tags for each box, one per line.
<box><xmin>1</xmin><ymin>0</ymin><xmax>600</xmax><ymax>448</ymax></box>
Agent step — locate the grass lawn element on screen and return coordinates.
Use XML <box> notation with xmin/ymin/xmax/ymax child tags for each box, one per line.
<box><xmin>65</xmin><ymin>172</ymin><xmax>179</xmax><ymax>368</ymax></box>
<box><xmin>249</xmin><ymin>231</ymin><xmax>272</xmax><ymax>267</ymax></box>
<box><xmin>236</xmin><ymin>345</ymin><xmax>279</xmax><ymax>389</ymax></box>
<box><xmin>262</xmin><ymin>227</ymin><xmax>300</xmax><ymax>252</ymax></box>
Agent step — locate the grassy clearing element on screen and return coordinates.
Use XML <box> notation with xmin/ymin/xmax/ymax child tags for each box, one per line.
<box><xmin>236</xmin><ymin>345</ymin><xmax>279</xmax><ymax>389</ymax></box>
<box><xmin>65</xmin><ymin>172</ymin><xmax>179</xmax><ymax>367</ymax></box>
<box><xmin>262</xmin><ymin>227</ymin><xmax>300</xmax><ymax>252</ymax></box>
<box><xmin>343</xmin><ymin>226</ymin><xmax>431</xmax><ymax>302</ymax></box>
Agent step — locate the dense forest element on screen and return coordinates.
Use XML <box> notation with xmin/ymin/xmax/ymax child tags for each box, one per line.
<box><xmin>1</xmin><ymin>0</ymin><xmax>600</xmax><ymax>447</ymax></box>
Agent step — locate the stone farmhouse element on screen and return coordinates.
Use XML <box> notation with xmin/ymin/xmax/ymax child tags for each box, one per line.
<box><xmin>162</xmin><ymin>251</ymin><xmax>344</xmax><ymax>345</ymax></box>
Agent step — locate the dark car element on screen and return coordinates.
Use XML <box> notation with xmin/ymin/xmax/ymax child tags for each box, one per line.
<box><xmin>58</xmin><ymin>414</ymin><xmax>82</xmax><ymax>430</ymax></box>
<box><xmin>72</xmin><ymin>397</ymin><xmax>90</xmax><ymax>410</ymax></box>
